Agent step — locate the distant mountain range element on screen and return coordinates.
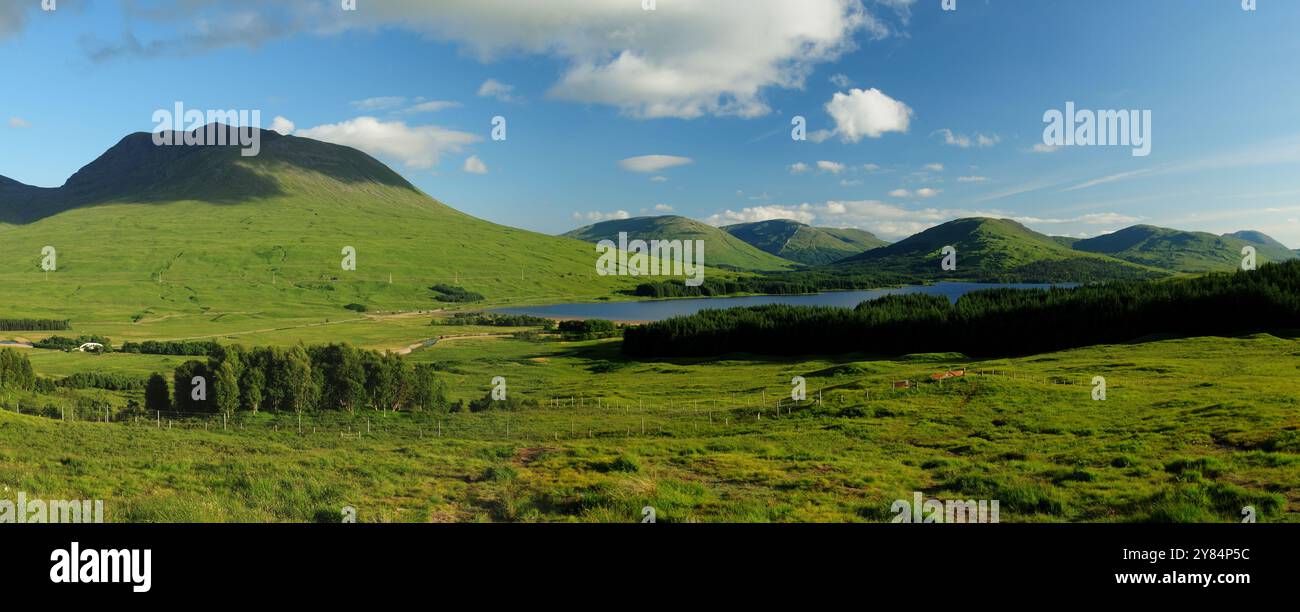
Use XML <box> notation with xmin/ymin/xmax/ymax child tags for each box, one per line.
<box><xmin>565</xmin><ymin>215</ymin><xmax>1297</xmax><ymax>280</ymax></box>
<box><xmin>3</xmin><ymin>124</ymin><xmax>1294</xmax><ymax>323</ymax></box>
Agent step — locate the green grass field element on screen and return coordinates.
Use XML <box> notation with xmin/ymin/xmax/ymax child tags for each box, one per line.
<box><xmin>2</xmin><ymin>322</ymin><xmax>1295</xmax><ymax>523</ymax></box>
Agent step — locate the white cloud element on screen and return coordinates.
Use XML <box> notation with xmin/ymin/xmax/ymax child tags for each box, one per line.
<box><xmin>463</xmin><ymin>155</ymin><xmax>488</xmax><ymax>174</ymax></box>
<box><xmin>650</xmin><ymin>175</ymin><xmax>669</xmax><ymax>183</ymax></box>
<box><xmin>788</xmin><ymin>162</ymin><xmax>811</xmax><ymax>175</ymax></box>
<box><xmin>573</xmin><ymin>210</ymin><xmax>632</xmax><ymax>223</ymax></box>
<box><xmin>67</xmin><ymin>1</ymin><xmax>909</xmax><ymax>120</ymax></box>
<box><xmin>8</xmin><ymin>117</ymin><xmax>30</xmax><ymax>128</ymax></box>
<box><xmin>350</xmin><ymin>96</ymin><xmax>408</xmax><ymax>111</ymax></box>
<box><xmin>808</xmin><ymin>129</ymin><xmax>834</xmax><ymax>143</ymax></box>
<box><xmin>269</xmin><ymin>116</ymin><xmax>295</xmax><ymax>135</ymax></box>
<box><xmin>932</xmin><ymin>128</ymin><xmax>1000</xmax><ymax>148</ymax></box>
<box><xmin>404</xmin><ymin>100</ymin><xmax>460</xmax><ymax>113</ymax></box>
<box><xmin>957</xmin><ymin>175</ymin><xmax>988</xmax><ymax>183</ymax></box>
<box><xmin>840</xmin><ymin>179</ymin><xmax>863</xmax><ymax>187</ymax></box>
<box><xmin>294</xmin><ymin>117</ymin><xmax>481</xmax><ymax>169</ymax></box>
<box><xmin>477</xmin><ymin>79</ymin><xmax>518</xmax><ymax>102</ymax></box>
<box><xmin>619</xmin><ymin>155</ymin><xmax>693</xmax><ymax>173</ymax></box>
<box><xmin>829</xmin><ymin>73</ymin><xmax>852</xmax><ymax>88</ymax></box>
<box><xmin>705</xmin><ymin>204</ymin><xmax>818</xmax><ymax>226</ymax></box>
<box><xmin>825</xmin><ymin>88</ymin><xmax>912</xmax><ymax>142</ymax></box>
<box><xmin>923</xmin><ymin>163</ymin><xmax>944</xmax><ymax>172</ymax></box>
<box><xmin>890</xmin><ymin>187</ymin><xmax>941</xmax><ymax>198</ymax></box>
<box><xmin>817</xmin><ymin>160</ymin><xmax>846</xmax><ymax>174</ymax></box>
<box><xmin>653</xmin><ymin>204</ymin><xmax>675</xmax><ymax>212</ymax></box>
<box><xmin>1030</xmin><ymin>143</ymin><xmax>1060</xmax><ymax>154</ymax></box>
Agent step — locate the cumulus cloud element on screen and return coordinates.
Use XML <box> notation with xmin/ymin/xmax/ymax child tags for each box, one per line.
<box><xmin>825</xmin><ymin>88</ymin><xmax>913</xmax><ymax>142</ymax></box>
<box><xmin>653</xmin><ymin>204</ymin><xmax>675</xmax><ymax>212</ymax></box>
<box><xmin>1030</xmin><ymin>143</ymin><xmax>1061</xmax><ymax>154</ymax></box>
<box><xmin>889</xmin><ymin>187</ymin><xmax>942</xmax><ymax>198</ymax></box>
<box><xmin>269</xmin><ymin>116</ymin><xmax>295</xmax><ymax>135</ymax></box>
<box><xmin>477</xmin><ymin>79</ymin><xmax>518</xmax><ymax>102</ymax></box>
<box><xmin>573</xmin><ymin>210</ymin><xmax>632</xmax><ymax>223</ymax></box>
<box><xmin>932</xmin><ymin>128</ymin><xmax>1000</xmax><ymax>148</ymax></box>
<box><xmin>923</xmin><ymin>163</ymin><xmax>944</xmax><ymax>172</ymax></box>
<box><xmin>788</xmin><ymin>162</ymin><xmax>811</xmax><ymax>175</ymax></box>
<box><xmin>650</xmin><ymin>175</ymin><xmax>669</xmax><ymax>183</ymax></box>
<box><xmin>73</xmin><ymin>1</ymin><xmax>905</xmax><ymax>119</ymax></box>
<box><xmin>957</xmin><ymin>175</ymin><xmax>988</xmax><ymax>183</ymax></box>
<box><xmin>816</xmin><ymin>160</ymin><xmax>846</xmax><ymax>174</ymax></box>
<box><xmin>463</xmin><ymin>155</ymin><xmax>488</xmax><ymax>174</ymax></box>
<box><xmin>8</xmin><ymin>117</ymin><xmax>31</xmax><ymax>128</ymax></box>
<box><xmin>619</xmin><ymin>155</ymin><xmax>693</xmax><ymax>173</ymax></box>
<box><xmin>294</xmin><ymin>116</ymin><xmax>480</xmax><ymax>169</ymax></box>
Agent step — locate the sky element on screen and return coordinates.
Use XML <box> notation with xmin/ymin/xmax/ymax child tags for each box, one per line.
<box><xmin>2</xmin><ymin>0</ymin><xmax>1299</xmax><ymax>246</ymax></box>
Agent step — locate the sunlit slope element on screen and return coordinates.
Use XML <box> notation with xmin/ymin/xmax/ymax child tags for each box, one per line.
<box><xmin>834</xmin><ymin>217</ymin><xmax>1162</xmax><ymax>282</ymax></box>
<box><xmin>563</xmin><ymin>215</ymin><xmax>795</xmax><ymax>271</ymax></box>
<box><xmin>723</xmin><ymin>219</ymin><xmax>888</xmax><ymax>265</ymax></box>
<box><xmin>0</xmin><ymin>129</ymin><xmax>635</xmax><ymax>320</ymax></box>
<box><xmin>1075</xmin><ymin>225</ymin><xmax>1297</xmax><ymax>273</ymax></box>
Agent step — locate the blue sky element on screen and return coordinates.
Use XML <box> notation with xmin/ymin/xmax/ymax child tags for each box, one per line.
<box><xmin>2</xmin><ymin>0</ymin><xmax>1299</xmax><ymax>245</ymax></box>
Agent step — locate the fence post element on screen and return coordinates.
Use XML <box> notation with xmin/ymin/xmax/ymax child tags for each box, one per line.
<box><xmin>157</xmin><ymin>410</ymin><xmax>161</xmax><ymax>428</ymax></box>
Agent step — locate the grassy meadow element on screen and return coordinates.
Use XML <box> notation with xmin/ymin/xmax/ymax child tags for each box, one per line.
<box><xmin>2</xmin><ymin>319</ymin><xmax>1296</xmax><ymax>523</ymax></box>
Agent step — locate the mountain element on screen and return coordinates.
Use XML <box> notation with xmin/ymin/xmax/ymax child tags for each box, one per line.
<box><xmin>722</xmin><ymin>219</ymin><xmax>887</xmax><ymax>265</ymax></box>
<box><xmin>834</xmin><ymin>217</ymin><xmax>1160</xmax><ymax>282</ymax></box>
<box><xmin>1074</xmin><ymin>225</ymin><xmax>1295</xmax><ymax>273</ymax></box>
<box><xmin>0</xmin><ymin>125</ymin><xmax>640</xmax><ymax>319</ymax></box>
<box><xmin>1223</xmin><ymin>230</ymin><xmax>1298</xmax><ymax>264</ymax></box>
<box><xmin>562</xmin><ymin>215</ymin><xmax>793</xmax><ymax>271</ymax></box>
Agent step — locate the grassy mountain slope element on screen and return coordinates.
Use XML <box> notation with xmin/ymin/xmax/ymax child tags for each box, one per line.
<box><xmin>0</xmin><ymin>127</ymin><xmax>639</xmax><ymax>321</ymax></box>
<box><xmin>833</xmin><ymin>217</ymin><xmax>1161</xmax><ymax>282</ymax></box>
<box><xmin>1075</xmin><ymin>225</ymin><xmax>1294</xmax><ymax>272</ymax></box>
<box><xmin>722</xmin><ymin>219</ymin><xmax>887</xmax><ymax>265</ymax></box>
<box><xmin>562</xmin><ymin>215</ymin><xmax>793</xmax><ymax>271</ymax></box>
<box><xmin>1224</xmin><ymin>230</ymin><xmax>1298</xmax><ymax>264</ymax></box>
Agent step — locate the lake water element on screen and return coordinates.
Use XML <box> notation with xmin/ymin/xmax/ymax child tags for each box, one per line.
<box><xmin>492</xmin><ymin>282</ymin><xmax>1071</xmax><ymax>322</ymax></box>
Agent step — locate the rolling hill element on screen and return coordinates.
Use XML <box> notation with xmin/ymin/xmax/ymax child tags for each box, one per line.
<box><xmin>562</xmin><ymin>215</ymin><xmax>794</xmax><ymax>271</ymax></box>
<box><xmin>1224</xmin><ymin>230</ymin><xmax>1298</xmax><ymax>264</ymax></box>
<box><xmin>833</xmin><ymin>217</ymin><xmax>1162</xmax><ymax>282</ymax></box>
<box><xmin>722</xmin><ymin>219</ymin><xmax>888</xmax><ymax>265</ymax></box>
<box><xmin>0</xmin><ymin>126</ymin><xmax>639</xmax><ymax>321</ymax></box>
<box><xmin>1074</xmin><ymin>225</ymin><xmax>1296</xmax><ymax>272</ymax></box>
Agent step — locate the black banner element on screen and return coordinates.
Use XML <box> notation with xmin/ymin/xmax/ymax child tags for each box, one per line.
<box><xmin>2</xmin><ymin>523</ymin><xmax>1290</xmax><ymax>600</ymax></box>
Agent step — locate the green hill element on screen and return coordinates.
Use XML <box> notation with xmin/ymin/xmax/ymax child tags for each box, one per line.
<box><xmin>1223</xmin><ymin>230</ymin><xmax>1298</xmax><ymax>264</ymax></box>
<box><xmin>833</xmin><ymin>217</ymin><xmax>1160</xmax><ymax>282</ymax></box>
<box><xmin>722</xmin><ymin>219</ymin><xmax>887</xmax><ymax>265</ymax></box>
<box><xmin>562</xmin><ymin>215</ymin><xmax>793</xmax><ymax>271</ymax></box>
<box><xmin>0</xmin><ymin>126</ymin><xmax>639</xmax><ymax>321</ymax></box>
<box><xmin>1075</xmin><ymin>225</ymin><xmax>1294</xmax><ymax>272</ymax></box>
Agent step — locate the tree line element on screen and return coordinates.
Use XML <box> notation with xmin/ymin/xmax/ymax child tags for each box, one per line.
<box><xmin>145</xmin><ymin>343</ymin><xmax>446</xmax><ymax>416</ymax></box>
<box><xmin>0</xmin><ymin>348</ymin><xmax>36</xmax><ymax>390</ymax></box>
<box><xmin>631</xmin><ymin>270</ymin><xmax>908</xmax><ymax>298</ymax></box>
<box><xmin>622</xmin><ymin>261</ymin><xmax>1300</xmax><ymax>358</ymax></box>
<box><xmin>0</xmin><ymin>319</ymin><xmax>69</xmax><ymax>331</ymax></box>
<box><xmin>120</xmin><ymin>340</ymin><xmax>220</xmax><ymax>357</ymax></box>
